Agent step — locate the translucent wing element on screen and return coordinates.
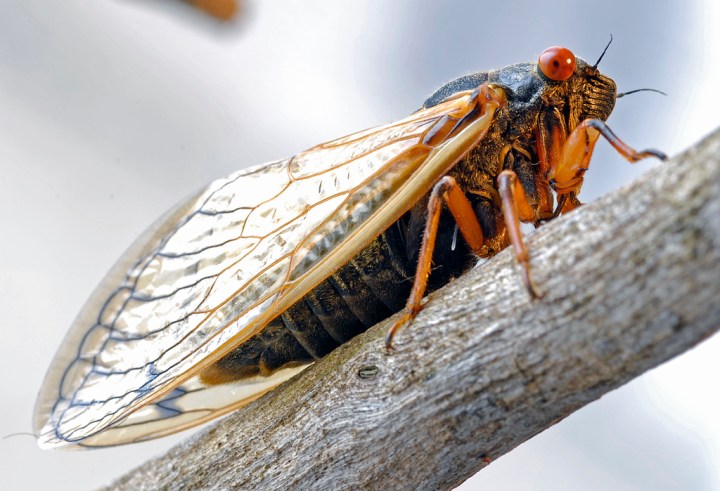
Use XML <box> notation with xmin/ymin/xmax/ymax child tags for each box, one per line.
<box><xmin>34</xmin><ymin>87</ymin><xmax>498</xmax><ymax>448</ymax></box>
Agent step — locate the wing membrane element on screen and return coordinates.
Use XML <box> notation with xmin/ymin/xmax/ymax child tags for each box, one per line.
<box><xmin>34</xmin><ymin>88</ymin><xmax>495</xmax><ymax>448</ymax></box>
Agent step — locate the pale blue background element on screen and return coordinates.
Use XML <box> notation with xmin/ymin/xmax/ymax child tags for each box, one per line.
<box><xmin>1</xmin><ymin>1</ymin><xmax>719</xmax><ymax>489</ymax></box>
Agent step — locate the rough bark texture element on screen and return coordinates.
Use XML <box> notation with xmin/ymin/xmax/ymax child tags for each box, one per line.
<box><xmin>105</xmin><ymin>128</ymin><xmax>720</xmax><ymax>491</ymax></box>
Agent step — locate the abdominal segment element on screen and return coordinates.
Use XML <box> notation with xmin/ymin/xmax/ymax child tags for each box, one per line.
<box><xmin>200</xmin><ymin>197</ymin><xmax>483</xmax><ymax>385</ymax></box>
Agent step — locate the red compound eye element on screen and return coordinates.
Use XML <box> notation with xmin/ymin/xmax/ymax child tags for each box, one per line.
<box><xmin>538</xmin><ymin>46</ymin><xmax>576</xmax><ymax>81</ymax></box>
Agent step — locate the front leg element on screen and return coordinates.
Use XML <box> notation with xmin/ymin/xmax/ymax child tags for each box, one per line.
<box><xmin>549</xmin><ymin>119</ymin><xmax>667</xmax><ymax>214</ymax></box>
<box><xmin>500</xmin><ymin>119</ymin><xmax>666</xmax><ymax>298</ymax></box>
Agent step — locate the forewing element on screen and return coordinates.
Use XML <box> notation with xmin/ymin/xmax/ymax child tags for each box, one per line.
<box><xmin>34</xmin><ymin>87</ymin><xmax>496</xmax><ymax>448</ymax></box>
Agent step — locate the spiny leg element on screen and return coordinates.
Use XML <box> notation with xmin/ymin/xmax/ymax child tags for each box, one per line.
<box><xmin>510</xmin><ymin>119</ymin><xmax>666</xmax><ymax>290</ymax></box>
<box><xmin>385</xmin><ymin>175</ymin><xmax>485</xmax><ymax>351</ymax></box>
<box><xmin>550</xmin><ymin>119</ymin><xmax>667</xmax><ymax>212</ymax></box>
<box><xmin>508</xmin><ymin>117</ymin><xmax>667</xmax><ymax>295</ymax></box>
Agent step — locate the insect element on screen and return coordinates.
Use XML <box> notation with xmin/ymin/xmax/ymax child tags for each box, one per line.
<box><xmin>34</xmin><ymin>42</ymin><xmax>665</xmax><ymax>449</ymax></box>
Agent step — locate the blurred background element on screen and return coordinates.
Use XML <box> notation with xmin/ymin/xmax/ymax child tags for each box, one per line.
<box><xmin>1</xmin><ymin>1</ymin><xmax>719</xmax><ymax>489</ymax></box>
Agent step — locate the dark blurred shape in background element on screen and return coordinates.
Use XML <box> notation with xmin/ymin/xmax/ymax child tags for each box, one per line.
<box><xmin>185</xmin><ymin>0</ymin><xmax>239</xmax><ymax>21</ymax></box>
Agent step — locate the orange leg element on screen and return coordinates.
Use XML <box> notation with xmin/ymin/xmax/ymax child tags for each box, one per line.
<box><xmin>503</xmin><ymin>119</ymin><xmax>666</xmax><ymax>294</ymax></box>
<box><xmin>550</xmin><ymin>119</ymin><xmax>667</xmax><ymax>201</ymax></box>
<box><xmin>385</xmin><ymin>176</ymin><xmax>485</xmax><ymax>351</ymax></box>
<box><xmin>497</xmin><ymin>170</ymin><xmax>541</xmax><ymax>300</ymax></box>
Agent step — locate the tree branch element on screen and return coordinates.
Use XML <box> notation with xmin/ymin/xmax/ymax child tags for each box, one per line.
<box><xmin>105</xmin><ymin>128</ymin><xmax>720</xmax><ymax>491</ymax></box>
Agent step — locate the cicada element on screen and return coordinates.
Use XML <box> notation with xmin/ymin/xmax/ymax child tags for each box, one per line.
<box><xmin>34</xmin><ymin>43</ymin><xmax>665</xmax><ymax>448</ymax></box>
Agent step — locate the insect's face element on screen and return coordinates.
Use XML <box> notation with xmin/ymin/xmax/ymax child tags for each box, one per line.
<box><xmin>570</xmin><ymin>59</ymin><xmax>617</xmax><ymax>124</ymax></box>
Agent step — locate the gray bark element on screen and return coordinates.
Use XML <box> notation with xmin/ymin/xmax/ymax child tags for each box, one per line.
<box><xmin>105</xmin><ymin>128</ymin><xmax>720</xmax><ymax>491</ymax></box>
